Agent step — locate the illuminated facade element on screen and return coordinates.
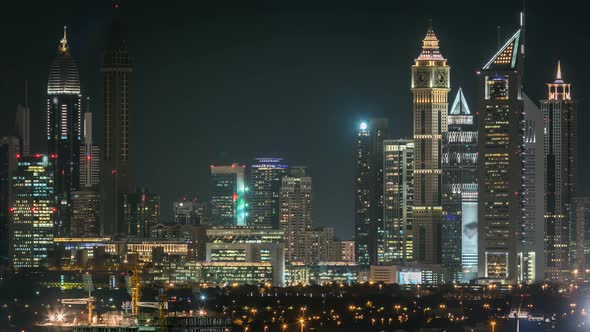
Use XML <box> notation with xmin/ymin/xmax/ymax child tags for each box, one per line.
<box><xmin>279</xmin><ymin>167</ymin><xmax>312</xmax><ymax>262</ymax></box>
<box><xmin>249</xmin><ymin>158</ymin><xmax>288</xmax><ymax>228</ymax></box>
<box><xmin>206</xmin><ymin>228</ymin><xmax>285</xmax><ymax>286</ymax></box>
<box><xmin>411</xmin><ymin>23</ymin><xmax>449</xmax><ymax>264</ymax></box>
<box><xmin>571</xmin><ymin>198</ymin><xmax>590</xmax><ymax>280</ymax></box>
<box><xmin>124</xmin><ymin>188</ymin><xmax>160</xmax><ymax>237</ymax></box>
<box><xmin>10</xmin><ymin>155</ymin><xmax>55</xmax><ymax>269</ymax></box>
<box><xmin>0</xmin><ymin>137</ymin><xmax>20</xmax><ymax>263</ymax></box>
<box><xmin>382</xmin><ymin>139</ymin><xmax>414</xmax><ymax>264</ymax></box>
<box><xmin>70</xmin><ymin>190</ymin><xmax>99</xmax><ymax>237</ymax></box>
<box><xmin>47</xmin><ymin>27</ymin><xmax>82</xmax><ymax>236</ymax></box>
<box><xmin>477</xmin><ymin>22</ymin><xmax>544</xmax><ymax>283</ymax></box>
<box><xmin>441</xmin><ymin>88</ymin><xmax>478</xmax><ymax>282</ymax></box>
<box><xmin>210</xmin><ymin>164</ymin><xmax>246</xmax><ymax>226</ymax></box>
<box><xmin>355</xmin><ymin>119</ymin><xmax>389</xmax><ymax>266</ymax></box>
<box><xmin>101</xmin><ymin>12</ymin><xmax>133</xmax><ymax>235</ymax></box>
<box><xmin>540</xmin><ymin>62</ymin><xmax>577</xmax><ymax>282</ymax></box>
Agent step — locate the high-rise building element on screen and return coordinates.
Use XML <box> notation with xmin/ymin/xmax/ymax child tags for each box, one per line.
<box><xmin>355</xmin><ymin>119</ymin><xmax>388</xmax><ymax>266</ymax></box>
<box><xmin>280</xmin><ymin>167</ymin><xmax>312</xmax><ymax>262</ymax></box>
<box><xmin>571</xmin><ymin>198</ymin><xmax>590</xmax><ymax>281</ymax></box>
<box><xmin>210</xmin><ymin>164</ymin><xmax>246</xmax><ymax>226</ymax></box>
<box><xmin>80</xmin><ymin>108</ymin><xmax>100</xmax><ymax>188</ymax></box>
<box><xmin>540</xmin><ymin>61</ymin><xmax>577</xmax><ymax>282</ymax></box>
<box><xmin>0</xmin><ymin>137</ymin><xmax>20</xmax><ymax>264</ymax></box>
<box><xmin>174</xmin><ymin>197</ymin><xmax>206</xmax><ymax>225</ymax></box>
<box><xmin>124</xmin><ymin>188</ymin><xmax>160</xmax><ymax>237</ymax></box>
<box><xmin>249</xmin><ymin>158</ymin><xmax>288</xmax><ymax>228</ymax></box>
<box><xmin>477</xmin><ymin>23</ymin><xmax>544</xmax><ymax>283</ymax></box>
<box><xmin>411</xmin><ymin>24</ymin><xmax>449</xmax><ymax>264</ymax></box>
<box><xmin>71</xmin><ymin>190</ymin><xmax>99</xmax><ymax>237</ymax></box>
<box><xmin>382</xmin><ymin>139</ymin><xmax>414</xmax><ymax>264</ymax></box>
<box><xmin>10</xmin><ymin>155</ymin><xmax>55</xmax><ymax>269</ymax></box>
<box><xmin>15</xmin><ymin>104</ymin><xmax>30</xmax><ymax>156</ymax></box>
<box><xmin>46</xmin><ymin>26</ymin><xmax>82</xmax><ymax>236</ymax></box>
<box><xmin>302</xmin><ymin>227</ymin><xmax>337</xmax><ymax>263</ymax></box>
<box><xmin>441</xmin><ymin>88</ymin><xmax>478</xmax><ymax>282</ymax></box>
<box><xmin>101</xmin><ymin>11</ymin><xmax>133</xmax><ymax>235</ymax></box>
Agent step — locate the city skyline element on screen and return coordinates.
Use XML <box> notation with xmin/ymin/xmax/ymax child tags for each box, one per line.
<box><xmin>0</xmin><ymin>0</ymin><xmax>588</xmax><ymax>239</ymax></box>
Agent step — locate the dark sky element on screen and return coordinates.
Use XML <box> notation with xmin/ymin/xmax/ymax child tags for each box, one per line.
<box><xmin>0</xmin><ymin>0</ymin><xmax>588</xmax><ymax>239</ymax></box>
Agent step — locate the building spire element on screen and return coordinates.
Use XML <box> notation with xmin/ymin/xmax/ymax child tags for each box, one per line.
<box><xmin>59</xmin><ymin>26</ymin><xmax>68</xmax><ymax>53</ymax></box>
<box><xmin>556</xmin><ymin>60</ymin><xmax>562</xmax><ymax>80</ymax></box>
<box><xmin>416</xmin><ymin>20</ymin><xmax>445</xmax><ymax>61</ymax></box>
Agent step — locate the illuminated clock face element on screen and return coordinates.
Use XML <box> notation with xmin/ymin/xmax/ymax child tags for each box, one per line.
<box><xmin>434</xmin><ymin>70</ymin><xmax>448</xmax><ymax>87</ymax></box>
<box><xmin>414</xmin><ymin>70</ymin><xmax>429</xmax><ymax>87</ymax></box>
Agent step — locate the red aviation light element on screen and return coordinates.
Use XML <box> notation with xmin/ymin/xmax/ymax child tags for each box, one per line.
<box><xmin>86</xmin><ymin>155</ymin><xmax>91</xmax><ymax>160</ymax></box>
<box><xmin>112</xmin><ymin>169</ymin><xmax>117</xmax><ymax>174</ymax></box>
<box><xmin>35</xmin><ymin>154</ymin><xmax>41</xmax><ymax>158</ymax></box>
<box><xmin>15</xmin><ymin>154</ymin><xmax>20</xmax><ymax>159</ymax></box>
<box><xmin>9</xmin><ymin>207</ymin><xmax>14</xmax><ymax>213</ymax></box>
<box><xmin>232</xmin><ymin>193</ymin><xmax>238</xmax><ymax>201</ymax></box>
<box><xmin>52</xmin><ymin>207</ymin><xmax>57</xmax><ymax>213</ymax></box>
<box><xmin>50</xmin><ymin>154</ymin><xmax>57</xmax><ymax>159</ymax></box>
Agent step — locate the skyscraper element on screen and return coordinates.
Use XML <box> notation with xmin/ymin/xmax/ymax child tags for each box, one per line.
<box><xmin>540</xmin><ymin>61</ymin><xmax>577</xmax><ymax>282</ymax></box>
<box><xmin>571</xmin><ymin>197</ymin><xmax>590</xmax><ymax>281</ymax></box>
<box><xmin>124</xmin><ymin>188</ymin><xmax>160</xmax><ymax>237</ymax></box>
<box><xmin>0</xmin><ymin>137</ymin><xmax>20</xmax><ymax>265</ymax></box>
<box><xmin>210</xmin><ymin>164</ymin><xmax>246</xmax><ymax>226</ymax></box>
<box><xmin>174</xmin><ymin>197</ymin><xmax>206</xmax><ymax>225</ymax></box>
<box><xmin>279</xmin><ymin>167</ymin><xmax>312</xmax><ymax>263</ymax></box>
<box><xmin>382</xmin><ymin>139</ymin><xmax>414</xmax><ymax>264</ymax></box>
<box><xmin>71</xmin><ymin>190</ymin><xmax>99</xmax><ymax>237</ymax></box>
<box><xmin>411</xmin><ymin>24</ymin><xmax>449</xmax><ymax>264</ymax></box>
<box><xmin>441</xmin><ymin>88</ymin><xmax>478</xmax><ymax>282</ymax></box>
<box><xmin>355</xmin><ymin>119</ymin><xmax>388</xmax><ymax>266</ymax></box>
<box><xmin>80</xmin><ymin>108</ymin><xmax>100</xmax><ymax>189</ymax></box>
<box><xmin>46</xmin><ymin>26</ymin><xmax>82</xmax><ymax>236</ymax></box>
<box><xmin>10</xmin><ymin>155</ymin><xmax>55</xmax><ymax>269</ymax></box>
<box><xmin>249</xmin><ymin>158</ymin><xmax>288</xmax><ymax>228</ymax></box>
<box><xmin>477</xmin><ymin>23</ymin><xmax>544</xmax><ymax>283</ymax></box>
<box><xmin>16</xmin><ymin>103</ymin><xmax>30</xmax><ymax>156</ymax></box>
<box><xmin>101</xmin><ymin>12</ymin><xmax>133</xmax><ymax>235</ymax></box>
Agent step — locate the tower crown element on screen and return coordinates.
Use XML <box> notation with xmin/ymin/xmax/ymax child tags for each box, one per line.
<box><xmin>48</xmin><ymin>26</ymin><xmax>80</xmax><ymax>95</ymax></box>
<box><xmin>547</xmin><ymin>60</ymin><xmax>571</xmax><ymax>100</ymax></box>
<box><xmin>416</xmin><ymin>22</ymin><xmax>446</xmax><ymax>61</ymax></box>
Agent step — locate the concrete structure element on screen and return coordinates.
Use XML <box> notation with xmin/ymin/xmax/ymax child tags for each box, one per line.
<box><xmin>0</xmin><ymin>137</ymin><xmax>20</xmax><ymax>264</ymax></box>
<box><xmin>571</xmin><ymin>198</ymin><xmax>590</xmax><ymax>281</ymax></box>
<box><xmin>410</xmin><ymin>23</ymin><xmax>450</xmax><ymax>264</ymax></box>
<box><xmin>79</xmin><ymin>110</ymin><xmax>100</xmax><ymax>189</ymax></box>
<box><xmin>70</xmin><ymin>190</ymin><xmax>99</xmax><ymax>237</ymax></box>
<box><xmin>124</xmin><ymin>188</ymin><xmax>160</xmax><ymax>237</ymax></box>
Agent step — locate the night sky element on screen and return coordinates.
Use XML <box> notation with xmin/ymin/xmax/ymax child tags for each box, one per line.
<box><xmin>0</xmin><ymin>0</ymin><xmax>587</xmax><ymax>239</ymax></box>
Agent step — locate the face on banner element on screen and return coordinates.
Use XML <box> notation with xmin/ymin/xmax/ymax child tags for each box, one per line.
<box><xmin>461</xmin><ymin>202</ymin><xmax>477</xmax><ymax>255</ymax></box>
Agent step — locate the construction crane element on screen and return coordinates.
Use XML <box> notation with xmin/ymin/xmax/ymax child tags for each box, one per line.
<box><xmin>60</xmin><ymin>272</ymin><xmax>95</xmax><ymax>324</ymax></box>
<box><xmin>126</xmin><ymin>266</ymin><xmax>168</xmax><ymax>329</ymax></box>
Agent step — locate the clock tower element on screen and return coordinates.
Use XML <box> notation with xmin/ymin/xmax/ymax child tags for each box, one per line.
<box><xmin>410</xmin><ymin>23</ymin><xmax>450</xmax><ymax>264</ymax></box>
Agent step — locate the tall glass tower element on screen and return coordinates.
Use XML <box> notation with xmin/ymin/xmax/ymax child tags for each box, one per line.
<box><xmin>46</xmin><ymin>26</ymin><xmax>82</xmax><ymax>236</ymax></box>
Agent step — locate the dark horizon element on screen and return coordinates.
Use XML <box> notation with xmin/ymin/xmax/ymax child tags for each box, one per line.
<box><xmin>0</xmin><ymin>0</ymin><xmax>588</xmax><ymax>239</ymax></box>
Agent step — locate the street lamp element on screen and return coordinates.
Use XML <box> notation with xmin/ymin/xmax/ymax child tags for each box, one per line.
<box><xmin>282</xmin><ymin>324</ymin><xmax>288</xmax><ymax>332</ymax></box>
<box><xmin>299</xmin><ymin>318</ymin><xmax>305</xmax><ymax>332</ymax></box>
<box><xmin>490</xmin><ymin>320</ymin><xmax>496</xmax><ymax>332</ymax></box>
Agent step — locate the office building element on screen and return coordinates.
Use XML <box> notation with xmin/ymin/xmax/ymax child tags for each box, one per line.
<box><xmin>540</xmin><ymin>61</ymin><xmax>577</xmax><ymax>281</ymax></box>
<box><xmin>71</xmin><ymin>190</ymin><xmax>99</xmax><ymax>237</ymax></box>
<box><xmin>124</xmin><ymin>188</ymin><xmax>160</xmax><ymax>237</ymax></box>
<box><xmin>10</xmin><ymin>155</ymin><xmax>55</xmax><ymax>269</ymax></box>
<box><xmin>279</xmin><ymin>167</ymin><xmax>312</xmax><ymax>262</ymax></box>
<box><xmin>477</xmin><ymin>22</ymin><xmax>544</xmax><ymax>283</ymax></box>
<box><xmin>441</xmin><ymin>88</ymin><xmax>478</xmax><ymax>282</ymax></box>
<box><xmin>210</xmin><ymin>164</ymin><xmax>246</xmax><ymax>226</ymax></box>
<box><xmin>338</xmin><ymin>240</ymin><xmax>356</xmax><ymax>262</ymax></box>
<box><xmin>302</xmin><ymin>227</ymin><xmax>337</xmax><ymax>263</ymax></box>
<box><xmin>174</xmin><ymin>197</ymin><xmax>206</xmax><ymax>225</ymax></box>
<box><xmin>47</xmin><ymin>27</ymin><xmax>82</xmax><ymax>236</ymax></box>
<box><xmin>206</xmin><ymin>228</ymin><xmax>285</xmax><ymax>286</ymax></box>
<box><xmin>101</xmin><ymin>12</ymin><xmax>133</xmax><ymax>235</ymax></box>
<box><xmin>382</xmin><ymin>139</ymin><xmax>414</xmax><ymax>264</ymax></box>
<box><xmin>571</xmin><ymin>198</ymin><xmax>590</xmax><ymax>281</ymax></box>
<box><xmin>355</xmin><ymin>119</ymin><xmax>388</xmax><ymax>266</ymax></box>
<box><xmin>15</xmin><ymin>104</ymin><xmax>30</xmax><ymax>156</ymax></box>
<box><xmin>80</xmin><ymin>110</ymin><xmax>100</xmax><ymax>188</ymax></box>
<box><xmin>411</xmin><ymin>23</ymin><xmax>450</xmax><ymax>264</ymax></box>
<box><xmin>0</xmin><ymin>137</ymin><xmax>20</xmax><ymax>264</ymax></box>
<box><xmin>249</xmin><ymin>158</ymin><xmax>288</xmax><ymax>228</ymax></box>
